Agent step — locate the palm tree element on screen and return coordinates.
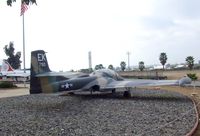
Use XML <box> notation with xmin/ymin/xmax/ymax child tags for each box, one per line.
<box><xmin>108</xmin><ymin>64</ymin><xmax>114</xmax><ymax>70</ymax></box>
<box><xmin>95</xmin><ymin>64</ymin><xmax>104</xmax><ymax>70</ymax></box>
<box><xmin>7</xmin><ymin>0</ymin><xmax>37</xmax><ymax>6</ymax></box>
<box><xmin>139</xmin><ymin>61</ymin><xmax>145</xmax><ymax>71</ymax></box>
<box><xmin>159</xmin><ymin>52</ymin><xmax>167</xmax><ymax>70</ymax></box>
<box><xmin>94</xmin><ymin>65</ymin><xmax>99</xmax><ymax>70</ymax></box>
<box><xmin>99</xmin><ymin>64</ymin><xmax>104</xmax><ymax>69</ymax></box>
<box><xmin>120</xmin><ymin>61</ymin><xmax>126</xmax><ymax>71</ymax></box>
<box><xmin>186</xmin><ymin>56</ymin><xmax>194</xmax><ymax>70</ymax></box>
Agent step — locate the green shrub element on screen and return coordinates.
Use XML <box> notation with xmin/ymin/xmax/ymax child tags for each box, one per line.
<box><xmin>0</xmin><ymin>81</ymin><xmax>17</xmax><ymax>88</ymax></box>
<box><xmin>187</xmin><ymin>73</ymin><xmax>198</xmax><ymax>81</ymax></box>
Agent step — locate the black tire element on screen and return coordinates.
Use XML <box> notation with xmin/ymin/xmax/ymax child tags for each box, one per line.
<box><xmin>123</xmin><ymin>91</ymin><xmax>131</xmax><ymax>97</ymax></box>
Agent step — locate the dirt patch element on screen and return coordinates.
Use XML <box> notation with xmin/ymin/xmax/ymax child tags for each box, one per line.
<box><xmin>163</xmin><ymin>70</ymin><xmax>200</xmax><ymax>80</ymax></box>
<box><xmin>119</xmin><ymin>70</ymin><xmax>200</xmax><ymax>80</ymax></box>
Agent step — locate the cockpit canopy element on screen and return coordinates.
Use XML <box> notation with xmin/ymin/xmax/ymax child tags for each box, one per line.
<box><xmin>91</xmin><ymin>69</ymin><xmax>124</xmax><ymax>81</ymax></box>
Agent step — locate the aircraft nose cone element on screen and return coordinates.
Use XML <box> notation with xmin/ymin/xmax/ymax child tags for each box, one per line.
<box><xmin>178</xmin><ymin>77</ymin><xmax>192</xmax><ymax>86</ymax></box>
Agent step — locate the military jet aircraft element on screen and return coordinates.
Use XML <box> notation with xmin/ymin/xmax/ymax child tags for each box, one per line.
<box><xmin>30</xmin><ymin>50</ymin><xmax>192</xmax><ymax>97</ymax></box>
<box><xmin>1</xmin><ymin>60</ymin><xmax>30</xmax><ymax>81</ymax></box>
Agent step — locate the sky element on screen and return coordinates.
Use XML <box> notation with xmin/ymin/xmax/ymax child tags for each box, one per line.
<box><xmin>0</xmin><ymin>0</ymin><xmax>200</xmax><ymax>71</ymax></box>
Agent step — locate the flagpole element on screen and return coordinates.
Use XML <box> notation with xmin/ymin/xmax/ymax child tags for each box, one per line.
<box><xmin>22</xmin><ymin>14</ymin><xmax>27</xmax><ymax>87</ymax></box>
<box><xmin>22</xmin><ymin>14</ymin><xmax>26</xmax><ymax>74</ymax></box>
<box><xmin>21</xmin><ymin>2</ymin><xmax>28</xmax><ymax>86</ymax></box>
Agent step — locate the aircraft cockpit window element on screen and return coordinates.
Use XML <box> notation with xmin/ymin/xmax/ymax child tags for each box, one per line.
<box><xmin>101</xmin><ymin>72</ymin><xmax>113</xmax><ymax>78</ymax></box>
<box><xmin>91</xmin><ymin>69</ymin><xmax>123</xmax><ymax>80</ymax></box>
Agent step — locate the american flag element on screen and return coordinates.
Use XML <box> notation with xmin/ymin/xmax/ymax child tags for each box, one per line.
<box><xmin>20</xmin><ymin>2</ymin><xmax>28</xmax><ymax>16</ymax></box>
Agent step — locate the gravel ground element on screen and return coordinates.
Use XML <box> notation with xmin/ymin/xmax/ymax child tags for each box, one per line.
<box><xmin>0</xmin><ymin>89</ymin><xmax>197</xmax><ymax>136</ymax></box>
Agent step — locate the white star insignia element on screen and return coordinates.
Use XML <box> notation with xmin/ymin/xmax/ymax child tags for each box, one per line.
<box><xmin>61</xmin><ymin>83</ymin><xmax>73</xmax><ymax>89</ymax></box>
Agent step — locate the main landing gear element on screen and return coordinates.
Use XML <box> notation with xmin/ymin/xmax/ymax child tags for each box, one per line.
<box><xmin>123</xmin><ymin>87</ymin><xmax>132</xmax><ymax>98</ymax></box>
<box><xmin>111</xmin><ymin>89</ymin><xmax>116</xmax><ymax>94</ymax></box>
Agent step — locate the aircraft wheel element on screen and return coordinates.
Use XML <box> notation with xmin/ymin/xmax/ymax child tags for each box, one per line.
<box><xmin>111</xmin><ymin>89</ymin><xmax>116</xmax><ymax>94</ymax></box>
<box><xmin>68</xmin><ymin>92</ymin><xmax>75</xmax><ymax>95</ymax></box>
<box><xmin>123</xmin><ymin>91</ymin><xmax>131</xmax><ymax>98</ymax></box>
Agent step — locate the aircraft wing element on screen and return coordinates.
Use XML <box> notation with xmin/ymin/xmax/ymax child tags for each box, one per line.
<box><xmin>6</xmin><ymin>73</ymin><xmax>30</xmax><ymax>77</ymax></box>
<box><xmin>102</xmin><ymin>77</ymin><xmax>192</xmax><ymax>89</ymax></box>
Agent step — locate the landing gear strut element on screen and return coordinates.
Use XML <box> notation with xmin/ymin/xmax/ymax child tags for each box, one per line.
<box><xmin>89</xmin><ymin>85</ymin><xmax>100</xmax><ymax>95</ymax></box>
<box><xmin>111</xmin><ymin>89</ymin><xmax>116</xmax><ymax>94</ymax></box>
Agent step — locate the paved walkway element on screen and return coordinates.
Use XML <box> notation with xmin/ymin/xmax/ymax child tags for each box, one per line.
<box><xmin>0</xmin><ymin>84</ymin><xmax>29</xmax><ymax>98</ymax></box>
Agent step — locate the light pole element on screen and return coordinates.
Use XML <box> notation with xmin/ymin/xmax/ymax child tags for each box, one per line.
<box><xmin>127</xmin><ymin>52</ymin><xmax>131</xmax><ymax>70</ymax></box>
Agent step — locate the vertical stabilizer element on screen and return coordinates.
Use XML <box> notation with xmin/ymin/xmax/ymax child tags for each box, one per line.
<box><xmin>30</xmin><ymin>50</ymin><xmax>51</xmax><ymax>94</ymax></box>
<box><xmin>1</xmin><ymin>60</ymin><xmax>14</xmax><ymax>73</ymax></box>
<box><xmin>31</xmin><ymin>50</ymin><xmax>51</xmax><ymax>75</ymax></box>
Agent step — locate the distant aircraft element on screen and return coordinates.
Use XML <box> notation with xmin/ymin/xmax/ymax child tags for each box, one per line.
<box><xmin>30</xmin><ymin>50</ymin><xmax>192</xmax><ymax>96</ymax></box>
<box><xmin>1</xmin><ymin>60</ymin><xmax>30</xmax><ymax>81</ymax></box>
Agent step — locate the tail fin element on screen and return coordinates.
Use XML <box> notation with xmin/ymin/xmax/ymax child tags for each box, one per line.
<box><xmin>30</xmin><ymin>50</ymin><xmax>51</xmax><ymax>75</ymax></box>
<box><xmin>30</xmin><ymin>50</ymin><xmax>51</xmax><ymax>94</ymax></box>
<box><xmin>1</xmin><ymin>60</ymin><xmax>14</xmax><ymax>72</ymax></box>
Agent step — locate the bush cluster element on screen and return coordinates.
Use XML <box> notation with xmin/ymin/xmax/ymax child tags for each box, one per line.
<box><xmin>0</xmin><ymin>81</ymin><xmax>17</xmax><ymax>88</ymax></box>
<box><xmin>187</xmin><ymin>73</ymin><xmax>198</xmax><ymax>81</ymax></box>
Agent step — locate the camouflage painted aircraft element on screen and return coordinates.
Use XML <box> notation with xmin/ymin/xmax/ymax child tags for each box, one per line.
<box><xmin>30</xmin><ymin>50</ymin><xmax>192</xmax><ymax>96</ymax></box>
